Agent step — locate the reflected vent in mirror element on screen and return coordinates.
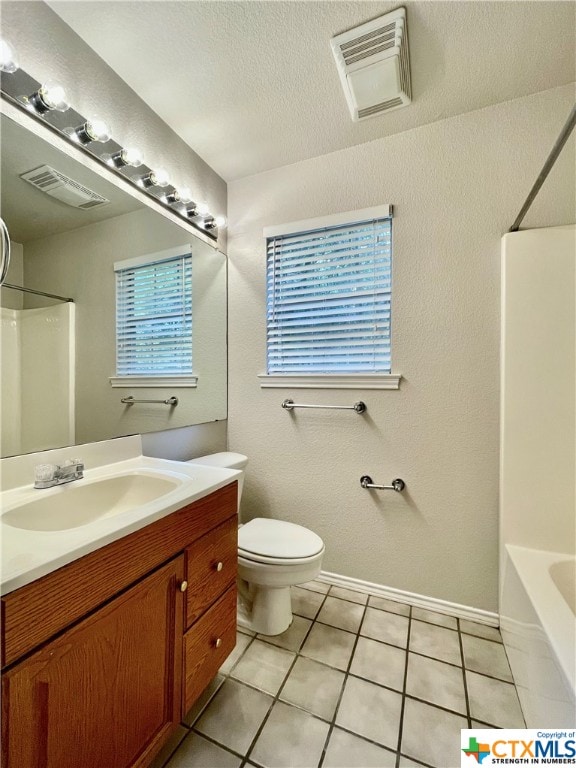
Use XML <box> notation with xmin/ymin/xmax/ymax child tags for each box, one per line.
<box><xmin>20</xmin><ymin>164</ymin><xmax>110</xmax><ymax>209</ymax></box>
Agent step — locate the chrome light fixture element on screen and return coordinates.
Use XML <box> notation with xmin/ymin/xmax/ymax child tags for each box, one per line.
<box><xmin>0</xmin><ymin>55</ymin><xmax>223</xmax><ymax>240</ymax></box>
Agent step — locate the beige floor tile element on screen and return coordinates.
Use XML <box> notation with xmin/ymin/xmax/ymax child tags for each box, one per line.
<box><xmin>291</xmin><ymin>586</ymin><xmax>325</xmax><ymax>619</ymax></box>
<box><xmin>250</xmin><ymin>701</ymin><xmax>330</xmax><ymax>768</ymax></box>
<box><xmin>406</xmin><ymin>652</ymin><xmax>466</xmax><ymax>714</ymax></box>
<box><xmin>401</xmin><ymin>698</ymin><xmax>467</xmax><ymax>767</ymax></box>
<box><xmin>466</xmin><ymin>671</ymin><xmax>525</xmax><ymax>727</ymax></box>
<box><xmin>361</xmin><ymin>607</ymin><xmax>410</xmax><ymax>648</ymax></box>
<box><xmin>461</xmin><ymin>634</ymin><xmax>513</xmax><ymax>681</ymax></box>
<box><xmin>368</xmin><ymin>595</ymin><xmax>411</xmax><ymax>617</ymax></box>
<box><xmin>231</xmin><ymin>639</ymin><xmax>295</xmax><ymax>695</ymax></box>
<box><xmin>398</xmin><ymin>758</ymin><xmax>428</xmax><ymax>767</ymax></box>
<box><xmin>412</xmin><ymin>607</ymin><xmax>457</xmax><ymax>630</ymax></box>
<box><xmin>460</xmin><ymin>619</ymin><xmax>502</xmax><ymax>643</ymax></box>
<box><xmin>165</xmin><ymin>733</ymin><xmax>241</xmax><ymax>768</ymax></box>
<box><xmin>317</xmin><ymin>596</ymin><xmax>365</xmax><ymax>633</ymax></box>
<box><xmin>280</xmin><ymin>656</ymin><xmax>345</xmax><ymax>720</ymax></box>
<box><xmin>329</xmin><ymin>586</ymin><xmax>369</xmax><ymax>605</ymax></box>
<box><xmin>323</xmin><ymin>727</ymin><xmax>397</xmax><ymax>767</ymax></box>
<box><xmin>300</xmin><ymin>622</ymin><xmax>356</xmax><ymax>671</ymax></box>
<box><xmin>257</xmin><ymin>615</ymin><xmax>312</xmax><ymax>652</ymax></box>
<box><xmin>409</xmin><ymin>620</ymin><xmax>461</xmax><ymax>665</ymax></box>
<box><xmin>299</xmin><ymin>580</ymin><xmax>330</xmax><ymax>594</ymax></box>
<box><xmin>335</xmin><ymin>676</ymin><xmax>402</xmax><ymax>750</ymax></box>
<box><xmin>350</xmin><ymin>636</ymin><xmax>406</xmax><ymax>691</ymax></box>
<box><xmin>195</xmin><ymin>679</ymin><xmax>272</xmax><ymax>755</ymax></box>
<box><xmin>218</xmin><ymin>632</ymin><xmax>252</xmax><ymax>675</ymax></box>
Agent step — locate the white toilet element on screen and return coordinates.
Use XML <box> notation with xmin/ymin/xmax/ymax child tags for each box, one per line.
<box><xmin>188</xmin><ymin>452</ymin><xmax>325</xmax><ymax>635</ymax></box>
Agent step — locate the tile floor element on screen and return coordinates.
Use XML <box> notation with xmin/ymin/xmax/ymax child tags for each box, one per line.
<box><xmin>157</xmin><ymin>581</ymin><xmax>525</xmax><ymax>768</ymax></box>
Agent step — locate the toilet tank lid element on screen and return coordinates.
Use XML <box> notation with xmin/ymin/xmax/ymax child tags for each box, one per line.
<box><xmin>239</xmin><ymin>518</ymin><xmax>324</xmax><ymax>559</ymax></box>
<box><xmin>187</xmin><ymin>451</ymin><xmax>248</xmax><ymax>470</ymax></box>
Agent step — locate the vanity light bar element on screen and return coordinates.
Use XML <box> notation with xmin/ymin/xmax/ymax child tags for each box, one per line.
<box><xmin>0</xmin><ymin>46</ymin><xmax>225</xmax><ymax>240</ymax></box>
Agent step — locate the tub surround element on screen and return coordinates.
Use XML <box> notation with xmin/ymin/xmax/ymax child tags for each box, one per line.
<box><xmin>0</xmin><ymin>436</ymin><xmax>240</xmax><ymax>594</ymax></box>
<box><xmin>499</xmin><ymin>225</ymin><xmax>576</xmax><ymax>727</ymax></box>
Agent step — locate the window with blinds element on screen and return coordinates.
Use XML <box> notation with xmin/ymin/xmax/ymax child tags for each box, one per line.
<box><xmin>114</xmin><ymin>248</ymin><xmax>192</xmax><ymax>377</ymax></box>
<box><xmin>266</xmin><ymin>216</ymin><xmax>392</xmax><ymax>374</ymax></box>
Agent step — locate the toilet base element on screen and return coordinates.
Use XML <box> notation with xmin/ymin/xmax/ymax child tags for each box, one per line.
<box><xmin>237</xmin><ymin>582</ymin><xmax>293</xmax><ymax>636</ymax></box>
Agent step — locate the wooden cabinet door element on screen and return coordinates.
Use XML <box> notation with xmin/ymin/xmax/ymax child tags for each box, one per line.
<box><xmin>1</xmin><ymin>556</ymin><xmax>184</xmax><ymax>768</ymax></box>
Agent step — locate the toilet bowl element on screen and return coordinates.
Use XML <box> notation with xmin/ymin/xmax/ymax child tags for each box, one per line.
<box><xmin>187</xmin><ymin>452</ymin><xmax>325</xmax><ymax>635</ymax></box>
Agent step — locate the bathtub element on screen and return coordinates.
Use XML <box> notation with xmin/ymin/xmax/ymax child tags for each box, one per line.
<box><xmin>500</xmin><ymin>545</ymin><xmax>575</xmax><ymax>727</ymax></box>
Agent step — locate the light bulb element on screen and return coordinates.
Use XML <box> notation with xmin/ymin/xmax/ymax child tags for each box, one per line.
<box><xmin>30</xmin><ymin>81</ymin><xmax>69</xmax><ymax>113</ymax></box>
<box><xmin>0</xmin><ymin>39</ymin><xmax>18</xmax><ymax>73</ymax></box>
<box><xmin>214</xmin><ymin>215</ymin><xmax>227</xmax><ymax>228</ymax></box>
<box><xmin>196</xmin><ymin>202</ymin><xmax>209</xmax><ymax>216</ymax></box>
<box><xmin>84</xmin><ymin>117</ymin><xmax>111</xmax><ymax>143</ymax></box>
<box><xmin>70</xmin><ymin>116</ymin><xmax>111</xmax><ymax>144</ymax></box>
<box><xmin>109</xmin><ymin>147</ymin><xmax>143</xmax><ymax>168</ymax></box>
<box><xmin>178</xmin><ymin>187</ymin><xmax>193</xmax><ymax>204</ymax></box>
<box><xmin>149</xmin><ymin>169</ymin><xmax>170</xmax><ymax>187</ymax></box>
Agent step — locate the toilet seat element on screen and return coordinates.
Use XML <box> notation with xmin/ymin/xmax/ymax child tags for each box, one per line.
<box><xmin>238</xmin><ymin>518</ymin><xmax>324</xmax><ymax>564</ymax></box>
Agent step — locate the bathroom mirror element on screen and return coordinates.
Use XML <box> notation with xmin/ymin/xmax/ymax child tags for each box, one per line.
<box><xmin>0</xmin><ymin>113</ymin><xmax>227</xmax><ymax>458</ymax></box>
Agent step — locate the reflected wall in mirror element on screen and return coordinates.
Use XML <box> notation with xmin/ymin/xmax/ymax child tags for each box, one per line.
<box><xmin>0</xmin><ymin>113</ymin><xmax>227</xmax><ymax>458</ymax></box>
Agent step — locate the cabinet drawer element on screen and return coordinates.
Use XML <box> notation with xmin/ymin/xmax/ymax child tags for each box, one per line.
<box><xmin>185</xmin><ymin>517</ymin><xmax>237</xmax><ymax>627</ymax></box>
<box><xmin>183</xmin><ymin>585</ymin><xmax>236</xmax><ymax>713</ymax></box>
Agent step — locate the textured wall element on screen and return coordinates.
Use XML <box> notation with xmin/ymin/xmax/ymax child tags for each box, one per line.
<box><xmin>227</xmin><ymin>85</ymin><xmax>576</xmax><ymax>612</ymax></box>
<box><xmin>1</xmin><ymin>1</ymin><xmax>227</xmax><ymax>247</ymax></box>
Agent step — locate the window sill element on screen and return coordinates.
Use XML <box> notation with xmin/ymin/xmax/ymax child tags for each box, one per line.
<box><xmin>109</xmin><ymin>375</ymin><xmax>198</xmax><ymax>388</ymax></box>
<box><xmin>257</xmin><ymin>374</ymin><xmax>401</xmax><ymax>390</ymax></box>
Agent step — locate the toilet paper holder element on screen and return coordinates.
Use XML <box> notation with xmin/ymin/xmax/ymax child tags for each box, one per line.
<box><xmin>360</xmin><ymin>476</ymin><xmax>405</xmax><ymax>492</ymax></box>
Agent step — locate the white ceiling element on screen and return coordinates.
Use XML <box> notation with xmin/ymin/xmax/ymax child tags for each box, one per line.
<box><xmin>48</xmin><ymin>1</ymin><xmax>575</xmax><ymax>182</ymax></box>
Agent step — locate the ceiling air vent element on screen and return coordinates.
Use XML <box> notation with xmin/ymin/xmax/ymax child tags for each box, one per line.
<box><xmin>19</xmin><ymin>165</ymin><xmax>110</xmax><ymax>209</ymax></box>
<box><xmin>331</xmin><ymin>7</ymin><xmax>411</xmax><ymax>122</ymax></box>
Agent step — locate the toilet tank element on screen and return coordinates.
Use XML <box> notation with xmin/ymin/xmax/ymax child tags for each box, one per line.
<box><xmin>187</xmin><ymin>452</ymin><xmax>248</xmax><ymax>513</ymax></box>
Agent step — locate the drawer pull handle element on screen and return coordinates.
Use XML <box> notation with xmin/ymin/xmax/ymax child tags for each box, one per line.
<box><xmin>215</xmin><ymin>562</ymin><xmax>223</xmax><ymax>572</ymax></box>
<box><xmin>179</xmin><ymin>580</ymin><xmax>188</xmax><ymax>593</ymax></box>
<box><xmin>214</xmin><ymin>638</ymin><xmax>222</xmax><ymax>648</ymax></box>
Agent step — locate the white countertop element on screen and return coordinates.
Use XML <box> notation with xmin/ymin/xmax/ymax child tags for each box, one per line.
<box><xmin>1</xmin><ymin>453</ymin><xmax>240</xmax><ymax>595</ymax></box>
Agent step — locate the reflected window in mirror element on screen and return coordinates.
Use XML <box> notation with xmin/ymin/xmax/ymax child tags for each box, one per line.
<box><xmin>115</xmin><ymin>246</ymin><xmax>192</xmax><ymax>381</ymax></box>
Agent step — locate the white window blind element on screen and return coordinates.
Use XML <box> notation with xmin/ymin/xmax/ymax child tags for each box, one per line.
<box><xmin>266</xmin><ymin>216</ymin><xmax>392</xmax><ymax>374</ymax></box>
<box><xmin>115</xmin><ymin>249</ymin><xmax>192</xmax><ymax>376</ymax></box>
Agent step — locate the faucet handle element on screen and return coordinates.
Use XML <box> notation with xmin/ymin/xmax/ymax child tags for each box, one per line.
<box><xmin>34</xmin><ymin>463</ymin><xmax>58</xmax><ymax>488</ymax></box>
<box><xmin>35</xmin><ymin>464</ymin><xmax>57</xmax><ymax>482</ymax></box>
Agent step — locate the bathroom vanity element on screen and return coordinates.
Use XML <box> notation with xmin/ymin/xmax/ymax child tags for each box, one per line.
<box><xmin>0</xmin><ymin>443</ymin><xmax>239</xmax><ymax>768</ymax></box>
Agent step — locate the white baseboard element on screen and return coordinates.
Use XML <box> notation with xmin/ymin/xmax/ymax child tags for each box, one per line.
<box><xmin>317</xmin><ymin>570</ymin><xmax>499</xmax><ymax>627</ymax></box>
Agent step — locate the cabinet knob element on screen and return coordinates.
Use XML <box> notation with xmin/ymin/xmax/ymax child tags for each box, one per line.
<box><xmin>179</xmin><ymin>580</ymin><xmax>188</xmax><ymax>592</ymax></box>
<box><xmin>215</xmin><ymin>561</ymin><xmax>223</xmax><ymax>572</ymax></box>
<box><xmin>214</xmin><ymin>638</ymin><xmax>222</xmax><ymax>648</ymax></box>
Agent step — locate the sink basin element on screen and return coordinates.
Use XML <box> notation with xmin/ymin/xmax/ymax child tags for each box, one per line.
<box><xmin>2</xmin><ymin>472</ymin><xmax>182</xmax><ymax>531</ymax></box>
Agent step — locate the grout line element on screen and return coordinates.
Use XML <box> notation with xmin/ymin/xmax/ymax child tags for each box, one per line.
<box><xmin>395</xmin><ymin>604</ymin><xmax>412</xmax><ymax>768</ymax></box>
<box><xmin>238</xmin><ymin>589</ymin><xmax>331</xmax><ymax>768</ymax></box>
<box><xmin>457</xmin><ymin>617</ymin><xmax>473</xmax><ymax>728</ymax></box>
<box><xmin>317</xmin><ymin>598</ymin><xmax>370</xmax><ymax>768</ymax></box>
<box><xmin>186</xmin><ymin>729</ymin><xmax>246</xmax><ymax>762</ymax></box>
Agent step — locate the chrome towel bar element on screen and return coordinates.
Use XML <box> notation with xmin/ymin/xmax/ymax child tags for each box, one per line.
<box><xmin>360</xmin><ymin>476</ymin><xmax>405</xmax><ymax>492</ymax></box>
<box><xmin>282</xmin><ymin>399</ymin><xmax>366</xmax><ymax>413</ymax></box>
<box><xmin>121</xmin><ymin>396</ymin><xmax>179</xmax><ymax>406</ymax></box>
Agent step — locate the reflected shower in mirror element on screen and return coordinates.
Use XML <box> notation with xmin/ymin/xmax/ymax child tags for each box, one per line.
<box><xmin>0</xmin><ymin>113</ymin><xmax>227</xmax><ymax>458</ymax></box>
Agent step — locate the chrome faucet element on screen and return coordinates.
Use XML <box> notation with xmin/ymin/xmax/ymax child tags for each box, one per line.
<box><xmin>34</xmin><ymin>459</ymin><xmax>84</xmax><ymax>489</ymax></box>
